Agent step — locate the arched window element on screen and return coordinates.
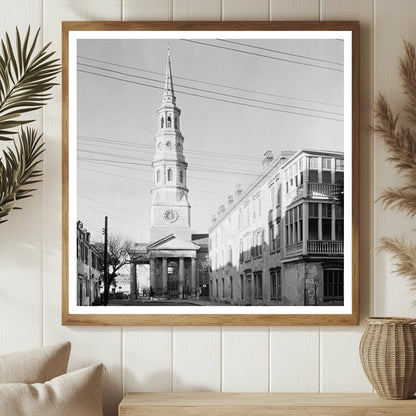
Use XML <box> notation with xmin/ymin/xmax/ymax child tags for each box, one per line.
<box><xmin>161</xmin><ymin>117</ymin><xmax>164</xmax><ymax>128</ymax></box>
<box><xmin>156</xmin><ymin>170</ymin><xmax>161</xmax><ymax>183</ymax></box>
<box><xmin>174</xmin><ymin>117</ymin><xmax>178</xmax><ymax>129</ymax></box>
<box><xmin>167</xmin><ymin>169</ymin><xmax>173</xmax><ymax>181</ymax></box>
<box><xmin>179</xmin><ymin>170</ymin><xmax>183</xmax><ymax>183</ymax></box>
<box><xmin>167</xmin><ymin>116</ymin><xmax>172</xmax><ymax>127</ymax></box>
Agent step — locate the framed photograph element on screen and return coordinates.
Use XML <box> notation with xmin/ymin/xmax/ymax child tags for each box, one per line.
<box><xmin>62</xmin><ymin>21</ymin><xmax>359</xmax><ymax>326</ymax></box>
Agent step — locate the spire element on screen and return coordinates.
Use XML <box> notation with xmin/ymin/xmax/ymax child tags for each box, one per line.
<box><xmin>163</xmin><ymin>47</ymin><xmax>176</xmax><ymax>104</ymax></box>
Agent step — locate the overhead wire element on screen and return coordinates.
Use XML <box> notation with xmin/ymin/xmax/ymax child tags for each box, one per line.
<box><xmin>217</xmin><ymin>39</ymin><xmax>343</xmax><ymax>66</ymax></box>
<box><xmin>77</xmin><ymin>62</ymin><xmax>343</xmax><ymax>116</ymax></box>
<box><xmin>77</xmin><ymin>55</ymin><xmax>342</xmax><ymax>108</ymax></box>
<box><xmin>181</xmin><ymin>39</ymin><xmax>343</xmax><ymax>73</ymax></box>
<box><xmin>78</xmin><ymin>69</ymin><xmax>343</xmax><ymax>122</ymax></box>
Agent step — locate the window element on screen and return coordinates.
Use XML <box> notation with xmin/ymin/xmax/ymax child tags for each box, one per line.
<box><xmin>309</xmin><ymin>157</ymin><xmax>319</xmax><ymax>183</ymax></box>
<box><xmin>222</xmin><ymin>278</ymin><xmax>225</xmax><ymax>298</ymax></box>
<box><xmin>309</xmin><ymin>203</ymin><xmax>319</xmax><ymax>240</ymax></box>
<box><xmin>179</xmin><ymin>170</ymin><xmax>183</xmax><ymax>183</ymax></box>
<box><xmin>254</xmin><ymin>272</ymin><xmax>263</xmax><ymax>300</ymax></box>
<box><xmin>324</xmin><ymin>269</ymin><xmax>344</xmax><ymax>301</ymax></box>
<box><xmin>230</xmin><ymin>276</ymin><xmax>233</xmax><ymax>299</ymax></box>
<box><xmin>322</xmin><ymin>159</ymin><xmax>332</xmax><ymax>183</ymax></box>
<box><xmin>322</xmin><ymin>157</ymin><xmax>332</xmax><ymax>170</ymax></box>
<box><xmin>336</xmin><ymin>219</ymin><xmax>344</xmax><ymax>240</ymax></box>
<box><xmin>335</xmin><ymin>158</ymin><xmax>344</xmax><ymax>171</ymax></box>
<box><xmin>253</xmin><ymin>230</ymin><xmax>263</xmax><ymax>257</ymax></box>
<box><xmin>322</xmin><ymin>203</ymin><xmax>332</xmax><ymax>241</ymax></box>
<box><xmin>270</xmin><ymin>268</ymin><xmax>281</xmax><ymax>301</ymax></box>
<box><xmin>286</xmin><ymin>206</ymin><xmax>303</xmax><ymax>245</ymax></box>
<box><xmin>161</xmin><ymin>117</ymin><xmax>164</xmax><ymax>128</ymax></box>
<box><xmin>269</xmin><ymin>183</ymin><xmax>276</xmax><ymax>209</ymax></box>
<box><xmin>269</xmin><ymin>222</ymin><xmax>275</xmax><ymax>252</ymax></box>
<box><xmin>174</xmin><ymin>116</ymin><xmax>178</xmax><ymax>129</ymax></box>
<box><xmin>167</xmin><ymin>169</ymin><xmax>173</xmax><ymax>181</ymax></box>
<box><xmin>167</xmin><ymin>116</ymin><xmax>172</xmax><ymax>127</ymax></box>
<box><xmin>156</xmin><ymin>170</ymin><xmax>161</xmax><ymax>183</ymax></box>
<box><xmin>243</xmin><ymin>234</ymin><xmax>251</xmax><ymax>261</ymax></box>
<box><xmin>239</xmin><ymin>240</ymin><xmax>243</xmax><ymax>263</ymax></box>
<box><xmin>309</xmin><ymin>157</ymin><xmax>319</xmax><ymax>169</ymax></box>
<box><xmin>215</xmin><ymin>279</ymin><xmax>218</xmax><ymax>298</ymax></box>
<box><xmin>240</xmin><ymin>275</ymin><xmax>244</xmax><ymax>299</ymax></box>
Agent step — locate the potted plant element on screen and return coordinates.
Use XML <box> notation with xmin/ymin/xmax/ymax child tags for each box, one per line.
<box><xmin>359</xmin><ymin>41</ymin><xmax>416</xmax><ymax>400</ymax></box>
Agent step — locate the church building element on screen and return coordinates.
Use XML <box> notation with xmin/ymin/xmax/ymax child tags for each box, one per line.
<box><xmin>129</xmin><ymin>50</ymin><xmax>209</xmax><ymax>300</ymax></box>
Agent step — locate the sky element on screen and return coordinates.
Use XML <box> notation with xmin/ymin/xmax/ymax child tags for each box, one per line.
<box><xmin>76</xmin><ymin>37</ymin><xmax>344</xmax><ymax>244</ymax></box>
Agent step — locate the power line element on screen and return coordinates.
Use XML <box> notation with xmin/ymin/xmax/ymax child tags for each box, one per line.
<box><xmin>78</xmin><ymin>156</ymin><xmax>261</xmax><ymax>177</ymax></box>
<box><xmin>182</xmin><ymin>40</ymin><xmax>343</xmax><ymax>73</ymax></box>
<box><xmin>79</xmin><ymin>161</ymin><xmax>252</xmax><ymax>186</ymax></box>
<box><xmin>78</xmin><ymin>62</ymin><xmax>342</xmax><ymax>116</ymax></box>
<box><xmin>217</xmin><ymin>39</ymin><xmax>343</xmax><ymax>66</ymax></box>
<box><xmin>78</xmin><ymin>135</ymin><xmax>263</xmax><ymax>162</ymax></box>
<box><xmin>78</xmin><ymin>69</ymin><xmax>343</xmax><ymax>122</ymax></box>
<box><xmin>78</xmin><ymin>55</ymin><xmax>342</xmax><ymax>108</ymax></box>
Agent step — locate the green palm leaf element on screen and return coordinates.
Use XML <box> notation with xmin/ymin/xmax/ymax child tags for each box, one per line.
<box><xmin>0</xmin><ymin>127</ymin><xmax>44</xmax><ymax>223</ymax></box>
<box><xmin>0</xmin><ymin>27</ymin><xmax>60</xmax><ymax>141</ymax></box>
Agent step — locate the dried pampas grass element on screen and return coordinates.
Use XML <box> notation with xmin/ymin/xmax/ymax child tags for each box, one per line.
<box><xmin>375</xmin><ymin>41</ymin><xmax>416</xmax><ymax>294</ymax></box>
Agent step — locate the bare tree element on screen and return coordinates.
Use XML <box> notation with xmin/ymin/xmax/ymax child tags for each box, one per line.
<box><xmin>94</xmin><ymin>235</ymin><xmax>132</xmax><ymax>305</ymax></box>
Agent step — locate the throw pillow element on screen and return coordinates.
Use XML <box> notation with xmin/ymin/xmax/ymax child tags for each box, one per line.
<box><xmin>0</xmin><ymin>364</ymin><xmax>104</xmax><ymax>416</ymax></box>
<box><xmin>0</xmin><ymin>342</ymin><xmax>71</xmax><ymax>384</ymax></box>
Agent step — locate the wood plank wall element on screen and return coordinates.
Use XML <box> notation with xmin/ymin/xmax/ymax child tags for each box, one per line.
<box><xmin>0</xmin><ymin>1</ymin><xmax>415</xmax><ymax>415</ymax></box>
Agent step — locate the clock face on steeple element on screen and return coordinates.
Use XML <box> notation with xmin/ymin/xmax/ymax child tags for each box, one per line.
<box><xmin>164</xmin><ymin>209</ymin><xmax>179</xmax><ymax>223</ymax></box>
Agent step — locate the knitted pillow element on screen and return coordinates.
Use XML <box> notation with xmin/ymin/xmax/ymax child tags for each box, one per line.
<box><xmin>0</xmin><ymin>364</ymin><xmax>103</xmax><ymax>416</ymax></box>
<box><xmin>0</xmin><ymin>342</ymin><xmax>71</xmax><ymax>384</ymax></box>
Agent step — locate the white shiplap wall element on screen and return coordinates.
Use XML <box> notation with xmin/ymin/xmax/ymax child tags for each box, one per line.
<box><xmin>0</xmin><ymin>1</ymin><xmax>415</xmax><ymax>415</ymax></box>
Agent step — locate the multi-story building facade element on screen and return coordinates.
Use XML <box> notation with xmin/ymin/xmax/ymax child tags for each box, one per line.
<box><xmin>77</xmin><ymin>221</ymin><xmax>102</xmax><ymax>306</ymax></box>
<box><xmin>209</xmin><ymin>149</ymin><xmax>344</xmax><ymax>306</ymax></box>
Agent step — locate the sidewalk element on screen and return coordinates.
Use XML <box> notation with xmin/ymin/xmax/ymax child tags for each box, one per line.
<box><xmin>108</xmin><ymin>297</ymin><xmax>233</xmax><ymax>307</ymax></box>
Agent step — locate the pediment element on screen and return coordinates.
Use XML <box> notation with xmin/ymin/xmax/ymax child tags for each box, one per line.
<box><xmin>148</xmin><ymin>234</ymin><xmax>199</xmax><ymax>251</ymax></box>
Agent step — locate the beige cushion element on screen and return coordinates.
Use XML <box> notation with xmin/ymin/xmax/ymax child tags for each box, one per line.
<box><xmin>0</xmin><ymin>342</ymin><xmax>71</xmax><ymax>384</ymax></box>
<box><xmin>0</xmin><ymin>364</ymin><xmax>104</xmax><ymax>416</ymax></box>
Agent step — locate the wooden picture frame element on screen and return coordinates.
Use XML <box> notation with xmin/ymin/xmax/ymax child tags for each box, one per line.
<box><xmin>62</xmin><ymin>21</ymin><xmax>359</xmax><ymax>326</ymax></box>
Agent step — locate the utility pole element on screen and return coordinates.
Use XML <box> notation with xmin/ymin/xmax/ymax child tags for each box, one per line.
<box><xmin>103</xmin><ymin>216</ymin><xmax>109</xmax><ymax>306</ymax></box>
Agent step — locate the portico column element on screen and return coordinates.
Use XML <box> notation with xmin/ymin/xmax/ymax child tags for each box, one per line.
<box><xmin>162</xmin><ymin>257</ymin><xmax>168</xmax><ymax>298</ymax></box>
<box><xmin>191</xmin><ymin>257</ymin><xmax>197</xmax><ymax>297</ymax></box>
<box><xmin>149</xmin><ymin>258</ymin><xmax>156</xmax><ymax>296</ymax></box>
<box><xmin>179</xmin><ymin>257</ymin><xmax>185</xmax><ymax>299</ymax></box>
<box><xmin>130</xmin><ymin>262</ymin><xmax>137</xmax><ymax>301</ymax></box>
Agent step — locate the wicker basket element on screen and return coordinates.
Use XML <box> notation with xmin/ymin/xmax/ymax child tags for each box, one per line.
<box><xmin>359</xmin><ymin>317</ymin><xmax>416</xmax><ymax>399</ymax></box>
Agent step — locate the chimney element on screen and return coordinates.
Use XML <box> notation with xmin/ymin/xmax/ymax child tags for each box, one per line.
<box><xmin>235</xmin><ymin>184</ymin><xmax>243</xmax><ymax>198</ymax></box>
<box><xmin>227</xmin><ymin>195</ymin><xmax>234</xmax><ymax>205</ymax></box>
<box><xmin>262</xmin><ymin>150</ymin><xmax>274</xmax><ymax>167</ymax></box>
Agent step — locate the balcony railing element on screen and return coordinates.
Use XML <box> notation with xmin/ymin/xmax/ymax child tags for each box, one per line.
<box><xmin>285</xmin><ymin>240</ymin><xmax>343</xmax><ymax>258</ymax></box>
<box><xmin>286</xmin><ymin>183</ymin><xmax>343</xmax><ymax>205</ymax></box>
<box><xmin>307</xmin><ymin>240</ymin><xmax>343</xmax><ymax>255</ymax></box>
<box><xmin>307</xmin><ymin>183</ymin><xmax>343</xmax><ymax>199</ymax></box>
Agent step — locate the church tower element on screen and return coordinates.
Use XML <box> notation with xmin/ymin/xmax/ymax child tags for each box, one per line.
<box><xmin>150</xmin><ymin>49</ymin><xmax>192</xmax><ymax>242</ymax></box>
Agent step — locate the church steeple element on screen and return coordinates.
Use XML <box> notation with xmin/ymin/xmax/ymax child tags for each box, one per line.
<box><xmin>150</xmin><ymin>49</ymin><xmax>191</xmax><ymax>243</ymax></box>
<box><xmin>163</xmin><ymin>47</ymin><xmax>176</xmax><ymax>105</ymax></box>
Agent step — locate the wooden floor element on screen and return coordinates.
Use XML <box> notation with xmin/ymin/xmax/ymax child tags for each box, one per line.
<box><xmin>119</xmin><ymin>393</ymin><xmax>416</xmax><ymax>415</ymax></box>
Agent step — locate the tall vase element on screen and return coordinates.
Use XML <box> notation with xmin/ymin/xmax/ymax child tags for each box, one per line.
<box><xmin>359</xmin><ymin>317</ymin><xmax>416</xmax><ymax>399</ymax></box>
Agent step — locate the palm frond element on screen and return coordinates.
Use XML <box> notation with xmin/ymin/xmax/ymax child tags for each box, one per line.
<box><xmin>378</xmin><ymin>187</ymin><xmax>416</xmax><ymax>217</ymax></box>
<box><xmin>378</xmin><ymin>237</ymin><xmax>416</xmax><ymax>296</ymax></box>
<box><xmin>0</xmin><ymin>127</ymin><xmax>44</xmax><ymax>223</ymax></box>
<box><xmin>0</xmin><ymin>27</ymin><xmax>60</xmax><ymax>141</ymax></box>
<box><xmin>400</xmin><ymin>41</ymin><xmax>416</xmax><ymax>126</ymax></box>
<box><xmin>374</xmin><ymin>94</ymin><xmax>416</xmax><ymax>182</ymax></box>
